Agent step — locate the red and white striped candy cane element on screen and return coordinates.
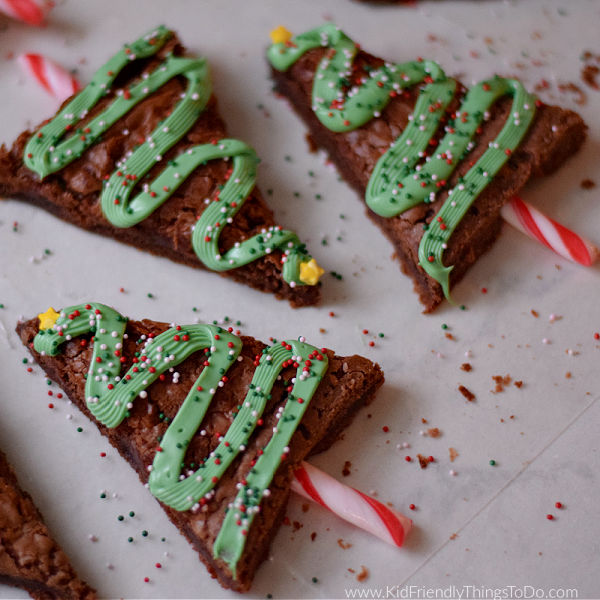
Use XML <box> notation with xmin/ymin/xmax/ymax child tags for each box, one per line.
<box><xmin>0</xmin><ymin>0</ymin><xmax>52</xmax><ymax>26</ymax></box>
<box><xmin>18</xmin><ymin>53</ymin><xmax>80</xmax><ymax>101</ymax></box>
<box><xmin>292</xmin><ymin>461</ymin><xmax>412</xmax><ymax>547</ymax></box>
<box><xmin>502</xmin><ymin>197</ymin><xmax>599</xmax><ymax>267</ymax></box>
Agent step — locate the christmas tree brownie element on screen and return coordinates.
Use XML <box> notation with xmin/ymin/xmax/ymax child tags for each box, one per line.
<box><xmin>267</xmin><ymin>24</ymin><xmax>587</xmax><ymax>311</ymax></box>
<box><xmin>17</xmin><ymin>302</ymin><xmax>384</xmax><ymax>591</ymax></box>
<box><xmin>0</xmin><ymin>26</ymin><xmax>323</xmax><ymax>307</ymax></box>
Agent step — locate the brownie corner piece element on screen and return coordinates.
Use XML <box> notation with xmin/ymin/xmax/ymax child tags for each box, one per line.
<box><xmin>267</xmin><ymin>24</ymin><xmax>586</xmax><ymax>312</ymax></box>
<box><xmin>0</xmin><ymin>449</ymin><xmax>96</xmax><ymax>599</ymax></box>
<box><xmin>17</xmin><ymin>302</ymin><xmax>384</xmax><ymax>590</ymax></box>
<box><xmin>0</xmin><ymin>26</ymin><xmax>322</xmax><ymax>307</ymax></box>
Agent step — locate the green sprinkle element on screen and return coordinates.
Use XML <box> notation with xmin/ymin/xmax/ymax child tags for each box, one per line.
<box><xmin>308</xmin><ymin>170</ymin><xmax>315</xmax><ymax>177</ymax></box>
<box><xmin>315</xmin><ymin>193</ymin><xmax>322</xmax><ymax>200</ymax></box>
<box><xmin>378</xmin><ymin>332</ymin><xmax>385</xmax><ymax>338</ymax></box>
<box><xmin>128</xmin><ymin>537</ymin><xmax>134</xmax><ymax>543</ymax></box>
<box><xmin>117</xmin><ymin>515</ymin><xmax>124</xmax><ymax>521</ymax></box>
<box><xmin>22</xmin><ymin>358</ymin><xmax>28</xmax><ymax>364</ymax></box>
<box><xmin>147</xmin><ymin>293</ymin><xmax>154</xmax><ymax>299</ymax></box>
<box><xmin>192</xmin><ymin>307</ymin><xmax>198</xmax><ymax>312</ymax></box>
<box><xmin>142</xmin><ymin>530</ymin><xmax>148</xmax><ymax>537</ymax></box>
<box><xmin>44</xmin><ymin>248</ymin><xmax>51</xmax><ymax>255</ymax></box>
<box><xmin>0</xmin><ymin>304</ymin><xmax>4</xmax><ymax>309</ymax></box>
<box><xmin>321</xmin><ymin>238</ymin><xmax>328</xmax><ymax>246</ymax></box>
<box><xmin>460</xmin><ymin>305</ymin><xmax>466</xmax><ymax>311</ymax></box>
<box><xmin>100</xmin><ymin>493</ymin><xmax>106</xmax><ymax>499</ymax></box>
<box><xmin>293</xmin><ymin>191</ymin><xmax>300</xmax><ymax>198</ymax></box>
<box><xmin>76</xmin><ymin>427</ymin><xmax>83</xmax><ymax>433</ymax></box>
<box><xmin>129</xmin><ymin>511</ymin><xmax>135</xmax><ymax>517</ymax></box>
<box><xmin>339</xmin><ymin>214</ymin><xmax>346</xmax><ymax>219</ymax></box>
<box><xmin>312</xmin><ymin>577</ymin><xmax>319</xmax><ymax>584</ymax></box>
<box><xmin>267</xmin><ymin>595</ymin><xmax>273</xmax><ymax>599</ymax></box>
<box><xmin>489</xmin><ymin>459</ymin><xmax>496</xmax><ymax>466</ymax></box>
<box><xmin>267</xmin><ymin>188</ymin><xmax>273</xmax><ymax>196</ymax></box>
<box><xmin>441</xmin><ymin>324</ymin><xmax>448</xmax><ymax>330</ymax></box>
<box><xmin>46</xmin><ymin>379</ymin><xmax>52</xmax><ymax>385</ymax></box>
<box><xmin>284</xmin><ymin>155</ymin><xmax>292</xmax><ymax>162</ymax></box>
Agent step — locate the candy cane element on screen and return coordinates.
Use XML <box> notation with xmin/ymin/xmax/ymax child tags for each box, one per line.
<box><xmin>502</xmin><ymin>197</ymin><xmax>599</xmax><ymax>267</ymax></box>
<box><xmin>18</xmin><ymin>53</ymin><xmax>80</xmax><ymax>100</ymax></box>
<box><xmin>0</xmin><ymin>0</ymin><xmax>52</xmax><ymax>26</ymax></box>
<box><xmin>292</xmin><ymin>461</ymin><xmax>412</xmax><ymax>547</ymax></box>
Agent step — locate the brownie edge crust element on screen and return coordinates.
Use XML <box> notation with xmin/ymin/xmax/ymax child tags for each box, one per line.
<box><xmin>0</xmin><ymin>449</ymin><xmax>96</xmax><ymax>599</ymax></box>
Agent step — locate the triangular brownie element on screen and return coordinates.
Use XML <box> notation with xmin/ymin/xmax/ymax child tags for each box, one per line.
<box><xmin>0</xmin><ymin>449</ymin><xmax>96</xmax><ymax>599</ymax></box>
<box><xmin>267</xmin><ymin>24</ymin><xmax>587</xmax><ymax>311</ymax></box>
<box><xmin>0</xmin><ymin>26</ymin><xmax>323</xmax><ymax>308</ymax></box>
<box><xmin>17</xmin><ymin>303</ymin><xmax>384</xmax><ymax>591</ymax></box>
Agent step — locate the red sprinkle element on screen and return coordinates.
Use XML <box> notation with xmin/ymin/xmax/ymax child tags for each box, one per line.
<box><xmin>555</xmin><ymin>502</ymin><xmax>563</xmax><ymax>509</ymax></box>
<box><xmin>382</xmin><ymin>426</ymin><xmax>389</xmax><ymax>433</ymax></box>
<box><xmin>546</xmin><ymin>514</ymin><xmax>554</xmax><ymax>520</ymax></box>
<box><xmin>405</xmin><ymin>456</ymin><xmax>412</xmax><ymax>462</ymax></box>
<box><xmin>409</xmin><ymin>503</ymin><xmax>416</xmax><ymax>510</ymax></box>
<box><xmin>48</xmin><ymin>403</ymin><xmax>54</xmax><ymax>409</ymax></box>
<box><xmin>481</xmin><ymin>287</ymin><xmax>488</xmax><ymax>294</ymax></box>
<box><xmin>100</xmin><ymin>452</ymin><xmax>106</xmax><ymax>457</ymax></box>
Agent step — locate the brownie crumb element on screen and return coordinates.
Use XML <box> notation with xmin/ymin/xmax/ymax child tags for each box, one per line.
<box><xmin>310</xmin><ymin>532</ymin><xmax>317</xmax><ymax>542</ymax></box>
<box><xmin>580</xmin><ymin>178</ymin><xmax>596</xmax><ymax>189</ymax></box>
<box><xmin>427</xmin><ymin>427</ymin><xmax>441</xmax><ymax>438</ymax></box>
<box><xmin>514</xmin><ymin>380</ymin><xmax>524</xmax><ymax>388</ymax></box>
<box><xmin>581</xmin><ymin>64</ymin><xmax>600</xmax><ymax>90</ymax></box>
<box><xmin>337</xmin><ymin>538</ymin><xmax>352</xmax><ymax>550</ymax></box>
<box><xmin>301</xmin><ymin>503</ymin><xmax>310</xmax><ymax>513</ymax></box>
<box><xmin>449</xmin><ymin>447</ymin><xmax>459</xmax><ymax>462</ymax></box>
<box><xmin>460</xmin><ymin>363</ymin><xmax>472</xmax><ymax>372</ymax></box>
<box><xmin>356</xmin><ymin>566</ymin><xmax>369</xmax><ymax>582</ymax></box>
<box><xmin>421</xmin><ymin>418</ymin><xmax>428</xmax><ymax>424</ymax></box>
<box><xmin>449</xmin><ymin>533</ymin><xmax>458</xmax><ymax>540</ymax></box>
<box><xmin>492</xmin><ymin>375</ymin><xmax>512</xmax><ymax>393</ymax></box>
<box><xmin>458</xmin><ymin>385</ymin><xmax>476</xmax><ymax>402</ymax></box>
<box><xmin>342</xmin><ymin>460</ymin><xmax>352</xmax><ymax>477</ymax></box>
<box><xmin>565</xmin><ymin>371</ymin><xmax>572</xmax><ymax>379</ymax></box>
<box><xmin>558</xmin><ymin>82</ymin><xmax>587</xmax><ymax>105</ymax></box>
<box><xmin>531</xmin><ymin>309</ymin><xmax>539</xmax><ymax>318</ymax></box>
<box><xmin>445</xmin><ymin>332</ymin><xmax>455</xmax><ymax>340</ymax></box>
<box><xmin>292</xmin><ymin>521</ymin><xmax>303</xmax><ymax>532</ymax></box>
<box><xmin>417</xmin><ymin>454</ymin><xmax>430</xmax><ymax>469</ymax></box>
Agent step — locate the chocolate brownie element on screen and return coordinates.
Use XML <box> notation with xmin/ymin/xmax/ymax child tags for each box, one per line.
<box><xmin>0</xmin><ymin>449</ymin><xmax>96</xmax><ymax>599</ymax></box>
<box><xmin>17</xmin><ymin>303</ymin><xmax>384</xmax><ymax>591</ymax></box>
<box><xmin>268</xmin><ymin>24</ymin><xmax>587</xmax><ymax>311</ymax></box>
<box><xmin>0</xmin><ymin>26</ymin><xmax>322</xmax><ymax>308</ymax></box>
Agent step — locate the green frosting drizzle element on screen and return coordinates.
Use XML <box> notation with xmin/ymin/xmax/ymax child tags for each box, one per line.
<box><xmin>268</xmin><ymin>24</ymin><xmax>537</xmax><ymax>300</ymax></box>
<box><xmin>33</xmin><ymin>303</ymin><xmax>328</xmax><ymax>576</ymax></box>
<box><xmin>24</xmin><ymin>26</ymin><xmax>316</xmax><ymax>287</ymax></box>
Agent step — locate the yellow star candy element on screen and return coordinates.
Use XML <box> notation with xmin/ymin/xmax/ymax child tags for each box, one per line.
<box><xmin>270</xmin><ymin>25</ymin><xmax>292</xmax><ymax>45</ymax></box>
<box><xmin>299</xmin><ymin>258</ymin><xmax>324</xmax><ymax>286</ymax></box>
<box><xmin>38</xmin><ymin>307</ymin><xmax>60</xmax><ymax>330</ymax></box>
